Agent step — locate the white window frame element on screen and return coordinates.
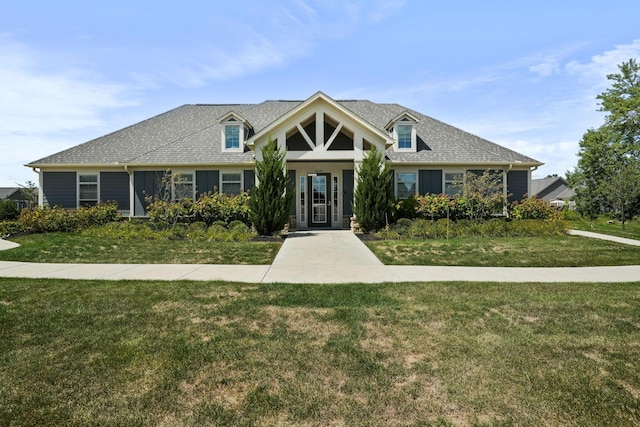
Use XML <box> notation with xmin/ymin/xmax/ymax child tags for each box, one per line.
<box><xmin>299</xmin><ymin>175</ymin><xmax>306</xmax><ymax>223</ymax></box>
<box><xmin>171</xmin><ymin>171</ymin><xmax>195</xmax><ymax>201</ymax></box>
<box><xmin>444</xmin><ymin>171</ymin><xmax>464</xmax><ymax>198</ymax></box>
<box><xmin>222</xmin><ymin>119</ymin><xmax>245</xmax><ymax>153</ymax></box>
<box><xmin>78</xmin><ymin>173</ymin><xmax>99</xmax><ymax>207</ymax></box>
<box><xmin>221</xmin><ymin>171</ymin><xmax>243</xmax><ymax>196</ymax></box>
<box><xmin>396</xmin><ymin>171</ymin><xmax>417</xmax><ymax>199</ymax></box>
<box><xmin>391</xmin><ymin>120</ymin><xmax>417</xmax><ymax>152</ymax></box>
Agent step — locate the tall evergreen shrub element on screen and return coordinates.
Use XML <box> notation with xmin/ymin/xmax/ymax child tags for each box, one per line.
<box><xmin>353</xmin><ymin>147</ymin><xmax>393</xmax><ymax>232</ymax></box>
<box><xmin>250</xmin><ymin>139</ymin><xmax>294</xmax><ymax>235</ymax></box>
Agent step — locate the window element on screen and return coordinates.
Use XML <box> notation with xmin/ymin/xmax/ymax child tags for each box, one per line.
<box><xmin>79</xmin><ymin>174</ymin><xmax>98</xmax><ymax>207</ymax></box>
<box><xmin>397</xmin><ymin>125</ymin><xmax>412</xmax><ymax>149</ymax></box>
<box><xmin>221</xmin><ymin>173</ymin><xmax>242</xmax><ymax>195</ymax></box>
<box><xmin>299</xmin><ymin>176</ymin><xmax>306</xmax><ymax>223</ymax></box>
<box><xmin>333</xmin><ymin>176</ymin><xmax>339</xmax><ymax>222</ymax></box>
<box><xmin>225</xmin><ymin>125</ymin><xmax>240</xmax><ymax>150</ymax></box>
<box><xmin>396</xmin><ymin>172</ymin><xmax>417</xmax><ymax>199</ymax></box>
<box><xmin>172</xmin><ymin>173</ymin><xmax>194</xmax><ymax>201</ymax></box>
<box><xmin>444</xmin><ymin>172</ymin><xmax>463</xmax><ymax>197</ymax></box>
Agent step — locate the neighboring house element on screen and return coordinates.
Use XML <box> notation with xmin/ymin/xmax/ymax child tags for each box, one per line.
<box><xmin>26</xmin><ymin>91</ymin><xmax>542</xmax><ymax>229</ymax></box>
<box><xmin>0</xmin><ymin>187</ymin><xmax>34</xmax><ymax>210</ymax></box>
<box><xmin>531</xmin><ymin>176</ymin><xmax>575</xmax><ymax>209</ymax></box>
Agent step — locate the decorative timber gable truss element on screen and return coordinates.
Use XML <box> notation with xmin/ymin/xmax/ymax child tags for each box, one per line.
<box><xmin>247</xmin><ymin>92</ymin><xmax>393</xmax><ymax>162</ymax></box>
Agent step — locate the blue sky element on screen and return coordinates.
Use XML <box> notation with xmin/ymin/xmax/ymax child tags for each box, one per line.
<box><xmin>1</xmin><ymin>0</ymin><xmax>640</xmax><ymax>187</ymax></box>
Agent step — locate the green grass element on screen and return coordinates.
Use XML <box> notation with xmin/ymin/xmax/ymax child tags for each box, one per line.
<box><xmin>366</xmin><ymin>235</ymin><xmax>640</xmax><ymax>266</ymax></box>
<box><xmin>569</xmin><ymin>216</ymin><xmax>640</xmax><ymax>240</ymax></box>
<box><xmin>1</xmin><ymin>278</ymin><xmax>639</xmax><ymax>426</ymax></box>
<box><xmin>0</xmin><ymin>233</ymin><xmax>280</xmax><ymax>264</ymax></box>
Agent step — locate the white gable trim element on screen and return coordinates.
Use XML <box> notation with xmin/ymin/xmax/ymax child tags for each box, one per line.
<box><xmin>247</xmin><ymin>91</ymin><xmax>393</xmax><ymax>149</ymax></box>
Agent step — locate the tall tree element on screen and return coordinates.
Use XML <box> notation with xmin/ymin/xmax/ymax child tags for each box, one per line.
<box><xmin>568</xmin><ymin>59</ymin><xmax>640</xmax><ymax>222</ymax></box>
<box><xmin>353</xmin><ymin>147</ymin><xmax>393</xmax><ymax>232</ymax></box>
<box><xmin>250</xmin><ymin>138</ymin><xmax>293</xmax><ymax>235</ymax></box>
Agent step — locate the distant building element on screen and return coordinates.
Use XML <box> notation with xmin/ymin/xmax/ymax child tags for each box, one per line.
<box><xmin>531</xmin><ymin>176</ymin><xmax>575</xmax><ymax>209</ymax></box>
<box><xmin>0</xmin><ymin>187</ymin><xmax>34</xmax><ymax>210</ymax></box>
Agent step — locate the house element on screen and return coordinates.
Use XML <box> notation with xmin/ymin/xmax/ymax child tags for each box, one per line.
<box><xmin>26</xmin><ymin>91</ymin><xmax>542</xmax><ymax>229</ymax></box>
<box><xmin>0</xmin><ymin>187</ymin><xmax>34</xmax><ymax>210</ymax></box>
<box><xmin>531</xmin><ymin>176</ymin><xmax>575</xmax><ymax>209</ymax></box>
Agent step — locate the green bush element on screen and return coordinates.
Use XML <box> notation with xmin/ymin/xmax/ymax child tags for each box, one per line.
<box><xmin>372</xmin><ymin>217</ymin><xmax>568</xmax><ymax>240</ymax></box>
<box><xmin>353</xmin><ymin>147</ymin><xmax>393</xmax><ymax>232</ymax></box>
<box><xmin>0</xmin><ymin>199</ymin><xmax>20</xmax><ymax>221</ymax></box>
<box><xmin>415</xmin><ymin>193</ymin><xmax>454</xmax><ymax>221</ymax></box>
<box><xmin>19</xmin><ymin>203</ymin><xmax>119</xmax><ymax>233</ymax></box>
<box><xmin>0</xmin><ymin>220</ymin><xmax>22</xmax><ymax>237</ymax></box>
<box><xmin>481</xmin><ymin>218</ymin><xmax>508</xmax><ymax>237</ymax></box>
<box><xmin>510</xmin><ymin>197</ymin><xmax>557</xmax><ymax>220</ymax></box>
<box><xmin>393</xmin><ymin>195</ymin><xmax>419</xmax><ymax>220</ymax></box>
<box><xmin>207</xmin><ymin>224</ymin><xmax>230</xmax><ymax>242</ymax></box>
<box><xmin>147</xmin><ymin>193</ymin><xmax>251</xmax><ymax>227</ymax></box>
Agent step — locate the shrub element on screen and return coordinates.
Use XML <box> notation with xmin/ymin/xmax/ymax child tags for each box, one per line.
<box><xmin>250</xmin><ymin>138</ymin><xmax>294</xmax><ymax>235</ymax></box>
<box><xmin>0</xmin><ymin>220</ymin><xmax>22</xmax><ymax>237</ymax></box>
<box><xmin>19</xmin><ymin>203</ymin><xmax>119</xmax><ymax>233</ymax></box>
<box><xmin>0</xmin><ymin>199</ymin><xmax>20</xmax><ymax>221</ymax></box>
<box><xmin>510</xmin><ymin>197</ymin><xmax>557</xmax><ymax>220</ymax></box>
<box><xmin>415</xmin><ymin>193</ymin><xmax>454</xmax><ymax>221</ymax></box>
<box><xmin>481</xmin><ymin>218</ymin><xmax>508</xmax><ymax>237</ymax></box>
<box><xmin>393</xmin><ymin>195</ymin><xmax>419</xmax><ymax>221</ymax></box>
<box><xmin>353</xmin><ymin>147</ymin><xmax>393</xmax><ymax>232</ymax></box>
<box><xmin>408</xmin><ymin>219</ymin><xmax>434</xmax><ymax>238</ymax></box>
<box><xmin>194</xmin><ymin>192</ymin><xmax>251</xmax><ymax>225</ymax></box>
<box><xmin>207</xmin><ymin>224</ymin><xmax>230</xmax><ymax>241</ymax></box>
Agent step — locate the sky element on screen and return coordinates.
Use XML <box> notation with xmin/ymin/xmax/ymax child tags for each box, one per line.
<box><xmin>1</xmin><ymin>0</ymin><xmax>640</xmax><ymax>187</ymax></box>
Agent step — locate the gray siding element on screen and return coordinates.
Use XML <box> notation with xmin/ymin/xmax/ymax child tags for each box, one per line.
<box><xmin>43</xmin><ymin>172</ymin><xmax>76</xmax><ymax>209</ymax></box>
<box><xmin>134</xmin><ymin>171</ymin><xmax>166</xmax><ymax>216</ymax></box>
<box><xmin>507</xmin><ymin>171</ymin><xmax>528</xmax><ymax>202</ymax></box>
<box><xmin>100</xmin><ymin>172</ymin><xmax>130</xmax><ymax>212</ymax></box>
<box><xmin>418</xmin><ymin>170</ymin><xmax>443</xmax><ymax>194</ymax></box>
<box><xmin>243</xmin><ymin>170</ymin><xmax>255</xmax><ymax>193</ymax></box>
<box><xmin>342</xmin><ymin>169</ymin><xmax>354</xmax><ymax>217</ymax></box>
<box><xmin>196</xmin><ymin>170</ymin><xmax>219</xmax><ymax>198</ymax></box>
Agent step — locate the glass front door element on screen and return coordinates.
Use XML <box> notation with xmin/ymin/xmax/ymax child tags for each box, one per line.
<box><xmin>309</xmin><ymin>173</ymin><xmax>330</xmax><ymax>227</ymax></box>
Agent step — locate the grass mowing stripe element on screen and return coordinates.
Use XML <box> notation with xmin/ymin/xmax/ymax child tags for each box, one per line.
<box><xmin>1</xmin><ymin>278</ymin><xmax>639</xmax><ymax>426</ymax></box>
<box><xmin>366</xmin><ymin>235</ymin><xmax>640</xmax><ymax>266</ymax></box>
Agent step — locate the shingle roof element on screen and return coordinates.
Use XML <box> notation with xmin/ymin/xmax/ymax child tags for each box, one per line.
<box><xmin>27</xmin><ymin>96</ymin><xmax>541</xmax><ymax>167</ymax></box>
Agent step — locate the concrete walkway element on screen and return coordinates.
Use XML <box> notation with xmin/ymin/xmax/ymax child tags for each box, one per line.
<box><xmin>0</xmin><ymin>230</ymin><xmax>639</xmax><ymax>283</ymax></box>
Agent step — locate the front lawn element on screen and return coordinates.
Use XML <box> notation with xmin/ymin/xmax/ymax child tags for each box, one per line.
<box><xmin>366</xmin><ymin>235</ymin><xmax>640</xmax><ymax>266</ymax></box>
<box><xmin>0</xmin><ymin>233</ymin><xmax>280</xmax><ymax>264</ymax></box>
<box><xmin>1</xmin><ymin>278</ymin><xmax>639</xmax><ymax>426</ymax></box>
<box><xmin>569</xmin><ymin>216</ymin><xmax>640</xmax><ymax>240</ymax></box>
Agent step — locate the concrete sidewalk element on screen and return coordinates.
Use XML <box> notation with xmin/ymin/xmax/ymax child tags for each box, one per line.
<box><xmin>0</xmin><ymin>230</ymin><xmax>639</xmax><ymax>283</ymax></box>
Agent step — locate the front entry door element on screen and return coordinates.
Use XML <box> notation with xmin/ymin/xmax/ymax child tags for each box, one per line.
<box><xmin>309</xmin><ymin>173</ymin><xmax>331</xmax><ymax>228</ymax></box>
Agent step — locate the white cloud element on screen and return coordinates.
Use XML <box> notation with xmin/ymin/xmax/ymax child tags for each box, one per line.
<box><xmin>565</xmin><ymin>39</ymin><xmax>640</xmax><ymax>89</ymax></box>
<box><xmin>0</xmin><ymin>35</ymin><xmax>138</xmax><ymax>186</ymax></box>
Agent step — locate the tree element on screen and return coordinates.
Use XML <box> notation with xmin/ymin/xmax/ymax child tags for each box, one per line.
<box><xmin>250</xmin><ymin>138</ymin><xmax>293</xmax><ymax>235</ymax></box>
<box><xmin>353</xmin><ymin>147</ymin><xmax>393</xmax><ymax>232</ymax></box>
<box><xmin>598</xmin><ymin>163</ymin><xmax>640</xmax><ymax>229</ymax></box>
<box><xmin>455</xmin><ymin>170</ymin><xmax>506</xmax><ymax>220</ymax></box>
<box><xmin>18</xmin><ymin>181</ymin><xmax>39</xmax><ymax>209</ymax></box>
<box><xmin>567</xmin><ymin>59</ymin><xmax>640</xmax><ymax>222</ymax></box>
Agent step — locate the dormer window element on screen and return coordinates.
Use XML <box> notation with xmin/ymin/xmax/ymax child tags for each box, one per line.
<box><xmin>219</xmin><ymin>112</ymin><xmax>251</xmax><ymax>153</ymax></box>
<box><xmin>225</xmin><ymin>124</ymin><xmax>241</xmax><ymax>150</ymax></box>
<box><xmin>397</xmin><ymin>124</ymin><xmax>412</xmax><ymax>149</ymax></box>
<box><xmin>386</xmin><ymin>111</ymin><xmax>419</xmax><ymax>152</ymax></box>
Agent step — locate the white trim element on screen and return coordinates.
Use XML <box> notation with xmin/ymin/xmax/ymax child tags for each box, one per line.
<box><xmin>77</xmin><ymin>171</ymin><xmax>99</xmax><ymax>207</ymax></box>
<box><xmin>395</xmin><ymin>170</ymin><xmax>417</xmax><ymax>199</ymax></box>
<box><xmin>220</xmin><ymin>170</ymin><xmax>243</xmax><ymax>196</ymax></box>
<box><xmin>222</xmin><ymin>122</ymin><xmax>244</xmax><ymax>153</ymax></box>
